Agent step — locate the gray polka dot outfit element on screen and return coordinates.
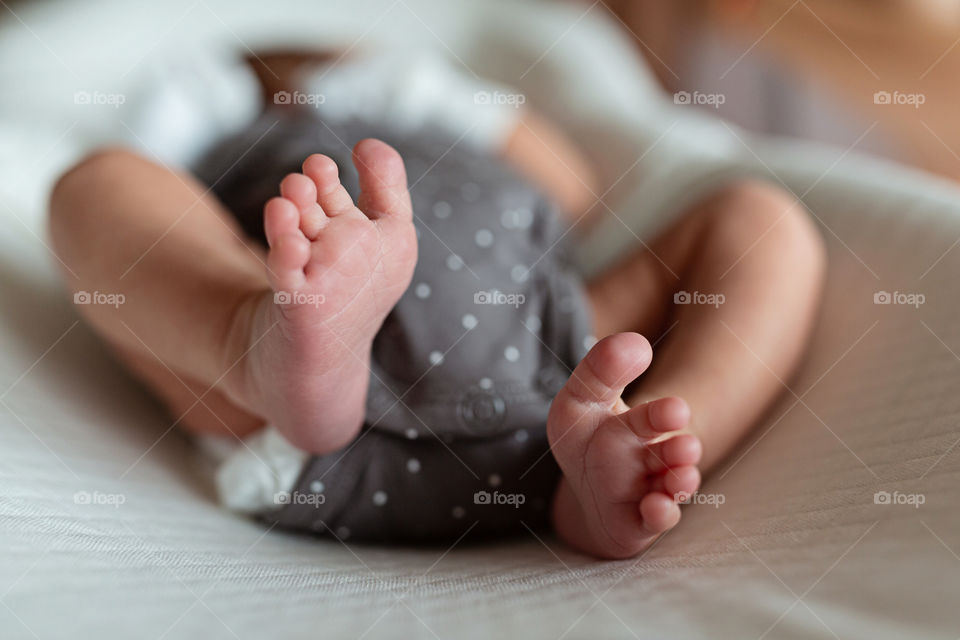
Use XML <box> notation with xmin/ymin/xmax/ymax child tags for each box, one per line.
<box><xmin>195</xmin><ymin>110</ymin><xmax>593</xmax><ymax>542</ymax></box>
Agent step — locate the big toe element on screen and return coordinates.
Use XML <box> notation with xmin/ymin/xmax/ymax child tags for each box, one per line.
<box><xmin>547</xmin><ymin>333</ymin><xmax>653</xmax><ymax>459</ymax></box>
<box><xmin>557</xmin><ymin>333</ymin><xmax>652</xmax><ymax>409</ymax></box>
<box><xmin>352</xmin><ymin>138</ymin><xmax>413</xmax><ymax>221</ymax></box>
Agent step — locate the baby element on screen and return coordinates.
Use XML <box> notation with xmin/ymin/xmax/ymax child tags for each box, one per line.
<box><xmin>48</xmin><ymin>55</ymin><xmax>825</xmax><ymax>558</ymax></box>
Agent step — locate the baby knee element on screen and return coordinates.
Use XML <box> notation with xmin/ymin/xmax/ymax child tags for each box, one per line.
<box><xmin>705</xmin><ymin>179</ymin><xmax>826</xmax><ymax>278</ymax></box>
<box><xmin>51</xmin><ymin>147</ymin><xmax>141</xmax><ymax>204</ymax></box>
<box><xmin>49</xmin><ymin>148</ymin><xmax>138</xmax><ymax>238</ymax></box>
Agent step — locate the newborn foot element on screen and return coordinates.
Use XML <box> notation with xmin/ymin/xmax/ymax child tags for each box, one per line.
<box><xmin>548</xmin><ymin>333</ymin><xmax>702</xmax><ymax>559</ymax></box>
<box><xmin>227</xmin><ymin>139</ymin><xmax>417</xmax><ymax>453</ymax></box>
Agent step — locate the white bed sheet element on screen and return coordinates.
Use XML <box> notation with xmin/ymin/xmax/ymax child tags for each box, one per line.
<box><xmin>1</xmin><ymin>1</ymin><xmax>959</xmax><ymax>638</ymax></box>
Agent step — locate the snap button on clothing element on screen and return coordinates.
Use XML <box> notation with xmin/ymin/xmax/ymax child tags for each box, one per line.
<box><xmin>457</xmin><ymin>387</ymin><xmax>507</xmax><ymax>435</ymax></box>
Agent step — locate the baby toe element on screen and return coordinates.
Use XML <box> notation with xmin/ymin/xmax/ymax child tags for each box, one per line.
<box><xmin>352</xmin><ymin>138</ymin><xmax>413</xmax><ymax>221</ymax></box>
<box><xmin>639</xmin><ymin>492</ymin><xmax>682</xmax><ymax>534</ymax></box>
<box><xmin>266</xmin><ymin>233</ymin><xmax>309</xmax><ymax>291</ymax></box>
<box><xmin>280</xmin><ymin>173</ymin><xmax>327</xmax><ymax>239</ymax></box>
<box><xmin>264</xmin><ymin>197</ymin><xmax>301</xmax><ymax>248</ymax></box>
<box><xmin>620</xmin><ymin>396</ymin><xmax>690</xmax><ymax>441</ymax></box>
<box><xmin>661</xmin><ymin>465</ymin><xmax>702</xmax><ymax>503</ymax></box>
<box><xmin>642</xmin><ymin>433</ymin><xmax>702</xmax><ymax>474</ymax></box>
<box><xmin>279</xmin><ymin>173</ymin><xmax>317</xmax><ymax>210</ymax></box>
<box><xmin>303</xmin><ymin>154</ymin><xmax>356</xmax><ymax>217</ymax></box>
<box><xmin>557</xmin><ymin>333</ymin><xmax>652</xmax><ymax>408</ymax></box>
<box><xmin>648</xmin><ymin>396</ymin><xmax>691</xmax><ymax>432</ymax></box>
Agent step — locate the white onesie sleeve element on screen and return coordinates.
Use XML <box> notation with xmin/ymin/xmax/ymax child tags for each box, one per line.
<box><xmin>296</xmin><ymin>49</ymin><xmax>524</xmax><ymax>154</ymax></box>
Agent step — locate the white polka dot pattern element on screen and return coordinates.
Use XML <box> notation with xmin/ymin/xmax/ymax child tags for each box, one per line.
<box><xmin>475</xmin><ymin>229</ymin><xmax>494</xmax><ymax>247</ymax></box>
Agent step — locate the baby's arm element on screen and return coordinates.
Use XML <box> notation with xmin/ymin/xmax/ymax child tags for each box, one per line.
<box><xmin>498</xmin><ymin>110</ymin><xmax>600</xmax><ymax>220</ymax></box>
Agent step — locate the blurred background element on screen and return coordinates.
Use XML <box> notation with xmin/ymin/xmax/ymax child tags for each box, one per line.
<box><xmin>3</xmin><ymin>0</ymin><xmax>960</xmax><ymax>185</ymax></box>
<box><xmin>608</xmin><ymin>0</ymin><xmax>960</xmax><ymax>182</ymax></box>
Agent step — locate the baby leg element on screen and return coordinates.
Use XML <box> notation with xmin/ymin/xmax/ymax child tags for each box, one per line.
<box><xmin>591</xmin><ymin>179</ymin><xmax>826</xmax><ymax>470</ymax></box>
<box><xmin>49</xmin><ymin>141</ymin><xmax>417</xmax><ymax>453</ymax></box>
<box><xmin>549</xmin><ymin>180</ymin><xmax>826</xmax><ymax>557</ymax></box>
<box><xmin>50</xmin><ymin>148</ymin><xmax>270</xmax><ymax>438</ymax></box>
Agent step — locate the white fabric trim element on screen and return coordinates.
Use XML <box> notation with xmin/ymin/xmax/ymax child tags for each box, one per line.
<box><xmin>213</xmin><ymin>427</ymin><xmax>309</xmax><ymax>514</ymax></box>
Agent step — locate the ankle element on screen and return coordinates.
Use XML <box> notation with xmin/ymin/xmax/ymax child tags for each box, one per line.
<box><xmin>218</xmin><ymin>288</ymin><xmax>271</xmax><ymax>410</ymax></box>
